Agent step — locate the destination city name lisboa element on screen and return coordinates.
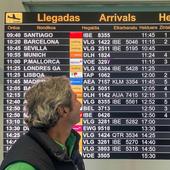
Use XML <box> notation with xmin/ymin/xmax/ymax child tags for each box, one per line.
<box><xmin>37</xmin><ymin>13</ymin><xmax>170</xmax><ymax>23</ymax></box>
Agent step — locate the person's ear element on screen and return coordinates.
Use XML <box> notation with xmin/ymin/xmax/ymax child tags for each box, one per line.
<box><xmin>57</xmin><ymin>105</ymin><xmax>69</xmax><ymax>117</ymax></box>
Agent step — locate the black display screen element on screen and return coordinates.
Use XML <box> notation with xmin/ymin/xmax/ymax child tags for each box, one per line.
<box><xmin>4</xmin><ymin>12</ymin><xmax>170</xmax><ymax>159</ymax></box>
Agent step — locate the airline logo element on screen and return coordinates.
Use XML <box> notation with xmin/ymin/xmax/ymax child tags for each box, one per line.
<box><xmin>73</xmin><ymin>125</ymin><xmax>82</xmax><ymax>132</ymax></box>
<box><xmin>70</xmin><ymin>72</ymin><xmax>83</xmax><ymax>78</ymax></box>
<box><xmin>80</xmin><ymin>111</ymin><xmax>83</xmax><ymax>118</ymax></box>
<box><xmin>5</xmin><ymin>13</ymin><xmax>23</xmax><ymax>23</ymax></box>
<box><xmin>70</xmin><ymin>32</ymin><xmax>82</xmax><ymax>38</ymax></box>
<box><xmin>71</xmin><ymin>85</ymin><xmax>83</xmax><ymax>97</ymax></box>
<box><xmin>70</xmin><ymin>52</ymin><xmax>82</xmax><ymax>58</ymax></box>
<box><xmin>70</xmin><ymin>58</ymin><xmax>83</xmax><ymax>65</ymax></box>
<box><xmin>70</xmin><ymin>65</ymin><xmax>83</xmax><ymax>78</ymax></box>
<box><xmin>70</xmin><ymin>39</ymin><xmax>83</xmax><ymax>52</ymax></box>
<box><xmin>70</xmin><ymin>78</ymin><xmax>83</xmax><ymax>85</ymax></box>
<box><xmin>70</xmin><ymin>65</ymin><xmax>82</xmax><ymax>72</ymax></box>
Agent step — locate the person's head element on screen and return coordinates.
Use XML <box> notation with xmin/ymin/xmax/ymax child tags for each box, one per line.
<box><xmin>24</xmin><ymin>76</ymin><xmax>81</xmax><ymax>129</ymax></box>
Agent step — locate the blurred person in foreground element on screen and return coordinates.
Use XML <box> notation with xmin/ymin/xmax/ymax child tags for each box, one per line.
<box><xmin>1</xmin><ymin>76</ymin><xmax>85</xmax><ymax>170</ymax></box>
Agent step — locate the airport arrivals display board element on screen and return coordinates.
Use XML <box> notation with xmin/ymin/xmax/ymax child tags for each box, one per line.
<box><xmin>4</xmin><ymin>12</ymin><xmax>170</xmax><ymax>159</ymax></box>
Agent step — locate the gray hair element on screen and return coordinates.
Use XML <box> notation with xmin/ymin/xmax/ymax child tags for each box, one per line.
<box><xmin>24</xmin><ymin>76</ymin><xmax>72</xmax><ymax>129</ymax></box>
